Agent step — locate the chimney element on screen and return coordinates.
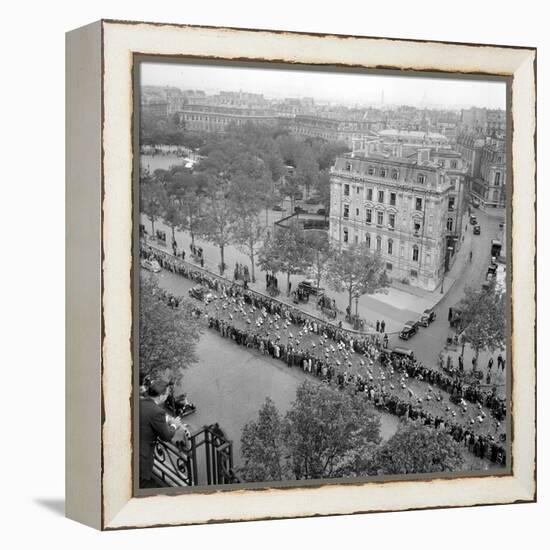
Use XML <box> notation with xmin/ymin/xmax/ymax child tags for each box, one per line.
<box><xmin>417</xmin><ymin>148</ymin><xmax>430</xmax><ymax>164</ymax></box>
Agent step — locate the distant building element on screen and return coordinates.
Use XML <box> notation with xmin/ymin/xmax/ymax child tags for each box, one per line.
<box><xmin>329</xmin><ymin>142</ymin><xmax>467</xmax><ymax>291</ymax></box>
<box><xmin>178</xmin><ymin>104</ymin><xmax>278</xmax><ymax>132</ymax></box>
<box><xmin>471</xmin><ymin>137</ymin><xmax>507</xmax><ymax>210</ymax></box>
<box><xmin>289</xmin><ymin>115</ymin><xmax>376</xmax><ymax>147</ymax></box>
<box><xmin>142</xmin><ymin>100</ymin><xmax>169</xmax><ymax>118</ymax></box>
<box><xmin>461</xmin><ymin>107</ymin><xmax>506</xmax><ymax>136</ymax></box>
<box><xmin>376</xmin><ymin>129</ymin><xmax>450</xmax><ymax>149</ymax></box>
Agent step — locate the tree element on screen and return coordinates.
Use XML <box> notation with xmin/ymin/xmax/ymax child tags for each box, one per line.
<box><xmin>325</xmin><ymin>243</ymin><xmax>389</xmax><ymax>312</ymax></box>
<box><xmin>239</xmin><ymin>381</ymin><xmax>381</xmax><ymax>482</ymax></box>
<box><xmin>240</xmin><ymin>398</ymin><xmax>288</xmax><ymax>482</ymax></box>
<box><xmin>141</xmin><ymin>179</ymin><xmax>166</xmax><ymax>236</ymax></box>
<box><xmin>232</xmin><ymin>214</ymin><xmax>265</xmax><ymax>283</ymax></box>
<box><xmin>200</xmin><ymin>179</ymin><xmax>236</xmax><ymax>274</ymax></box>
<box><xmin>369</xmin><ymin>424</ymin><xmax>465</xmax><ymax>475</ymax></box>
<box><xmin>139</xmin><ymin>275</ymin><xmax>203</xmax><ymax>385</ymax></box>
<box><xmin>257</xmin><ymin>220</ymin><xmax>311</xmax><ymax>294</ymax></box>
<box><xmin>294</xmin><ymin>148</ymin><xmax>319</xmax><ymax>200</ymax></box>
<box><xmin>163</xmin><ymin>198</ymin><xmax>183</xmax><ymax>242</ymax></box>
<box><xmin>305</xmin><ymin>230</ymin><xmax>330</xmax><ymax>291</ymax></box>
<box><xmin>285</xmin><ymin>382</ymin><xmax>381</xmax><ymax>480</ymax></box>
<box><xmin>456</xmin><ymin>282</ymin><xmax>506</xmax><ymax>363</ymax></box>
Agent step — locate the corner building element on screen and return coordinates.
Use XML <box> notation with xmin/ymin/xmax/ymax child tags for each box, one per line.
<box><xmin>329</xmin><ymin>143</ymin><xmax>467</xmax><ymax>291</ymax></box>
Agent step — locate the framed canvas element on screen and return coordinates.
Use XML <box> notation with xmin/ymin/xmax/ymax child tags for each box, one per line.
<box><xmin>66</xmin><ymin>19</ymin><xmax>536</xmax><ymax>530</ymax></box>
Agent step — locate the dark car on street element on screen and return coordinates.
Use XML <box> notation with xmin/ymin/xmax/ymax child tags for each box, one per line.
<box><xmin>272</xmin><ymin>205</ymin><xmax>283</xmax><ymax>212</ymax></box>
<box><xmin>298</xmin><ymin>279</ymin><xmax>324</xmax><ymax>296</ymax></box>
<box><xmin>473</xmin><ymin>225</ymin><xmax>481</xmax><ymax>235</ymax></box>
<box><xmin>470</xmin><ymin>214</ymin><xmax>477</xmax><ymax>225</ymax></box>
<box><xmin>188</xmin><ymin>285</ymin><xmax>214</xmax><ymax>303</ymax></box>
<box><xmin>399</xmin><ymin>320</ymin><xmax>419</xmax><ymax>340</ymax></box>
<box><xmin>294</xmin><ymin>206</ymin><xmax>307</xmax><ymax>214</ymax></box>
<box><xmin>419</xmin><ymin>308</ymin><xmax>436</xmax><ymax>327</ymax></box>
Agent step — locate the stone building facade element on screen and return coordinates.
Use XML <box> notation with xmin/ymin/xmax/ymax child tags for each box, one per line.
<box><xmin>329</xmin><ymin>144</ymin><xmax>467</xmax><ymax>291</ymax></box>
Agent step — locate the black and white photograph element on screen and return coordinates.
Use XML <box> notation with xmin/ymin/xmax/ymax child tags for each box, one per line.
<box><xmin>136</xmin><ymin>60</ymin><xmax>509</xmax><ymax>491</ymax></box>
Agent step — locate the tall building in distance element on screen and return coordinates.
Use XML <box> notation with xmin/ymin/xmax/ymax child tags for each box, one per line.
<box><xmin>329</xmin><ymin>141</ymin><xmax>467</xmax><ymax>291</ymax></box>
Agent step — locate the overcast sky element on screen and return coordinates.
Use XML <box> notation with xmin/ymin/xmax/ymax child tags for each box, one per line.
<box><xmin>141</xmin><ymin>62</ymin><xmax>506</xmax><ymax>110</ymax></box>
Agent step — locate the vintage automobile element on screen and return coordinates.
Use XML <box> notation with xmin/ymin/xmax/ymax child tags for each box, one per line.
<box><xmin>419</xmin><ymin>308</ymin><xmax>436</xmax><ymax>327</ymax></box>
<box><xmin>471</xmin><ymin>197</ymin><xmax>480</xmax><ymax>208</ymax></box>
<box><xmin>294</xmin><ymin>206</ymin><xmax>307</xmax><ymax>214</ymax></box>
<box><xmin>399</xmin><ymin>321</ymin><xmax>419</xmax><ymax>340</ymax></box>
<box><xmin>272</xmin><ymin>204</ymin><xmax>283</xmax><ymax>212</ymax></box>
<box><xmin>298</xmin><ymin>279</ymin><xmax>325</xmax><ymax>297</ymax></box>
<box><xmin>140</xmin><ymin>257</ymin><xmax>161</xmax><ymax>273</ymax></box>
<box><xmin>473</xmin><ymin>224</ymin><xmax>481</xmax><ymax>235</ymax></box>
<box><xmin>316</xmin><ymin>208</ymin><xmax>327</xmax><ymax>216</ymax></box>
<box><xmin>188</xmin><ymin>285</ymin><xmax>214</xmax><ymax>303</ymax></box>
<box><xmin>165</xmin><ymin>392</ymin><xmax>197</xmax><ymax>419</ymax></box>
<box><xmin>470</xmin><ymin>214</ymin><xmax>477</xmax><ymax>225</ymax></box>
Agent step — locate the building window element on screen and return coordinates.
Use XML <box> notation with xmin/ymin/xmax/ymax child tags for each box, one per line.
<box><xmin>356</xmin><ymin>186</ymin><xmax>361</xmax><ymax>194</ymax></box>
<box><xmin>451</xmin><ymin>160</ymin><xmax>457</xmax><ymax>169</ymax></box>
<box><xmin>378</xmin><ymin>190</ymin><xmax>384</xmax><ymax>203</ymax></box>
<box><xmin>415</xmin><ymin>197</ymin><xmax>423</xmax><ymax>211</ymax></box>
<box><xmin>400</xmin><ymin>245</ymin><xmax>405</xmax><ymax>258</ymax></box>
<box><xmin>367</xmin><ymin>188</ymin><xmax>373</xmax><ymax>201</ymax></box>
<box><xmin>388</xmin><ymin>213</ymin><xmax>396</xmax><ymax>229</ymax></box>
<box><xmin>391</xmin><ymin>170</ymin><xmax>399</xmax><ymax>180</ymax></box>
<box><xmin>410</xmin><ymin>269</ymin><xmax>418</xmax><ymax>278</ymax></box>
<box><xmin>343</xmin><ymin>204</ymin><xmax>349</xmax><ymax>219</ymax></box>
<box><xmin>447</xmin><ymin>217</ymin><xmax>453</xmax><ymax>231</ymax></box>
<box><xmin>365</xmin><ymin>233</ymin><xmax>371</xmax><ymax>248</ymax></box>
<box><xmin>344</xmin><ymin>184</ymin><xmax>350</xmax><ymax>196</ymax></box>
<box><xmin>376</xmin><ymin>236</ymin><xmax>382</xmax><ymax>252</ymax></box>
<box><xmin>355</xmin><ymin>208</ymin><xmax>359</xmax><ymax>216</ymax></box>
<box><xmin>366</xmin><ymin>209</ymin><xmax>372</xmax><ymax>224</ymax></box>
<box><xmin>448</xmin><ymin>196</ymin><xmax>455</xmax><ymax>211</ymax></box>
<box><xmin>390</xmin><ymin>192</ymin><xmax>396</xmax><ymax>206</ymax></box>
<box><xmin>426</xmin><ymin>253</ymin><xmax>431</xmax><ymax>266</ymax></box>
<box><xmin>412</xmin><ymin>245</ymin><xmax>419</xmax><ymax>262</ymax></box>
<box><xmin>377</xmin><ymin>211</ymin><xmax>384</xmax><ymax>226</ymax></box>
<box><xmin>343</xmin><ymin>228</ymin><xmax>349</xmax><ymax>243</ymax></box>
<box><xmin>386</xmin><ymin>262</ymin><xmax>393</xmax><ymax>271</ymax></box>
<box><xmin>354</xmin><ymin>234</ymin><xmax>359</xmax><ymax>244</ymax></box>
<box><xmin>414</xmin><ymin>220</ymin><xmax>422</xmax><ymax>235</ymax></box>
<box><xmin>368</xmin><ymin>166</ymin><xmax>375</xmax><ymax>176</ymax></box>
<box><xmin>346</xmin><ymin>163</ymin><xmax>352</xmax><ymax>171</ymax></box>
<box><xmin>380</xmin><ymin>168</ymin><xmax>387</xmax><ymax>178</ymax></box>
<box><xmin>417</xmin><ymin>174</ymin><xmax>426</xmax><ymax>184</ymax></box>
<box><xmin>495</xmin><ymin>172</ymin><xmax>501</xmax><ymax>186</ymax></box>
<box><xmin>388</xmin><ymin>239</ymin><xmax>393</xmax><ymax>255</ymax></box>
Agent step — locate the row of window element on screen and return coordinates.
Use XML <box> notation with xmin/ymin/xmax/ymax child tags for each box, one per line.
<box><xmin>342</xmin><ymin>230</ymin><xmax>426</xmax><ymax>263</ymax></box>
<box><xmin>342</xmin><ymin>184</ymin><xmax>427</xmax><ymax>211</ymax></box>
<box><xmin>344</xmin><ymin>163</ymin><xmax>429</xmax><ymax>184</ymax></box>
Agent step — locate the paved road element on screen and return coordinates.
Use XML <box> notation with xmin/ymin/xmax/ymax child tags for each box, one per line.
<box><xmin>148</xmin><ymin>268</ymin><xmax>400</xmax><ymax>468</ymax></box>
<box><xmin>386</xmin><ymin>208</ymin><xmax>506</xmax><ymax>371</ymax></box>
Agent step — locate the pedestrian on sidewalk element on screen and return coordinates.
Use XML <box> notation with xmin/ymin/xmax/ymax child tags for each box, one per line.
<box><xmin>383</xmin><ymin>334</ymin><xmax>388</xmax><ymax>348</ymax></box>
<box><xmin>469</xmin><ymin>250</ymin><xmax>473</xmax><ymax>262</ymax></box>
<box><xmin>380</xmin><ymin>320</ymin><xmax>386</xmax><ymax>333</ymax></box>
<box><xmin>288</xmin><ymin>281</ymin><xmax>292</xmax><ymax>295</ymax></box>
<box><xmin>376</xmin><ymin>320</ymin><xmax>380</xmax><ymax>332</ymax></box>
<box><xmin>486</xmin><ymin>371</ymin><xmax>492</xmax><ymax>385</ymax></box>
<box><xmin>181</xmin><ymin>250</ymin><xmax>186</xmax><ymax>261</ymax></box>
<box><xmin>488</xmin><ymin>357</ymin><xmax>494</xmax><ymax>371</ymax></box>
<box><xmin>472</xmin><ymin>356</ymin><xmax>477</xmax><ymax>370</ymax></box>
<box><xmin>497</xmin><ymin>353</ymin><xmax>504</xmax><ymax>370</ymax></box>
<box><xmin>448</xmin><ymin>307</ymin><xmax>453</xmax><ymax>322</ymax></box>
<box><xmin>200</xmin><ymin>258</ymin><xmax>204</xmax><ymax>268</ymax></box>
<box><xmin>458</xmin><ymin>355</ymin><xmax>464</xmax><ymax>372</ymax></box>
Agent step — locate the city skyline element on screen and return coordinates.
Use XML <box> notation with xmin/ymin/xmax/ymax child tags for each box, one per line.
<box><xmin>141</xmin><ymin>61</ymin><xmax>507</xmax><ymax>110</ymax></box>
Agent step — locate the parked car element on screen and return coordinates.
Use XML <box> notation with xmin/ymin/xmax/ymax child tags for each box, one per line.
<box><xmin>294</xmin><ymin>206</ymin><xmax>307</xmax><ymax>214</ymax></box>
<box><xmin>140</xmin><ymin>258</ymin><xmax>161</xmax><ymax>273</ymax></box>
<box><xmin>473</xmin><ymin>224</ymin><xmax>481</xmax><ymax>235</ymax></box>
<box><xmin>419</xmin><ymin>308</ymin><xmax>436</xmax><ymax>327</ymax></box>
<box><xmin>188</xmin><ymin>285</ymin><xmax>214</xmax><ymax>303</ymax></box>
<box><xmin>470</xmin><ymin>214</ymin><xmax>477</xmax><ymax>225</ymax></box>
<box><xmin>316</xmin><ymin>208</ymin><xmax>327</xmax><ymax>216</ymax></box>
<box><xmin>298</xmin><ymin>279</ymin><xmax>325</xmax><ymax>296</ymax></box>
<box><xmin>399</xmin><ymin>321</ymin><xmax>418</xmax><ymax>340</ymax></box>
<box><xmin>471</xmin><ymin>197</ymin><xmax>480</xmax><ymax>208</ymax></box>
<box><xmin>272</xmin><ymin>205</ymin><xmax>283</xmax><ymax>212</ymax></box>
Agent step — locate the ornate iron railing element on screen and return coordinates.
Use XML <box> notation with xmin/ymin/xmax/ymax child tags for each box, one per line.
<box><xmin>153</xmin><ymin>425</ymin><xmax>240</xmax><ymax>487</ymax></box>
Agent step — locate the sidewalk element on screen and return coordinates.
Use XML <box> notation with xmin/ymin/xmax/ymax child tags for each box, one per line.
<box><xmin>143</xmin><ymin>212</ymin><xmax>473</xmax><ymax>335</ymax></box>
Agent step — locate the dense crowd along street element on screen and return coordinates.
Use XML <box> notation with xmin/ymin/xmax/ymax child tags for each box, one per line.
<box><xmin>141</xmin><ymin>243</ymin><xmax>506</xmax><ymax>465</ymax></box>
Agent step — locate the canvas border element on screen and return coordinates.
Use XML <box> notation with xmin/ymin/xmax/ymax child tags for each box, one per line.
<box><xmin>98</xmin><ymin>19</ymin><xmax>536</xmax><ymax>530</ymax></box>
